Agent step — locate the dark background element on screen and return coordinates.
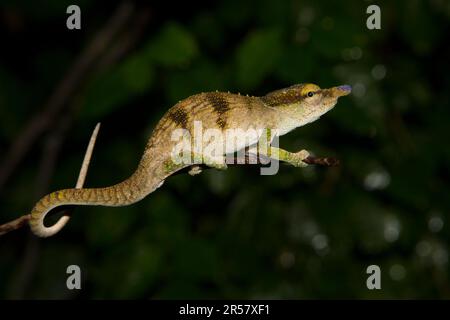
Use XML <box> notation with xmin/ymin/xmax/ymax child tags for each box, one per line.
<box><xmin>0</xmin><ymin>0</ymin><xmax>449</xmax><ymax>299</ymax></box>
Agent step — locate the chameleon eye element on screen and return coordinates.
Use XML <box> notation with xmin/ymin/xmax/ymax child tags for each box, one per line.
<box><xmin>307</xmin><ymin>91</ymin><xmax>314</xmax><ymax>97</ymax></box>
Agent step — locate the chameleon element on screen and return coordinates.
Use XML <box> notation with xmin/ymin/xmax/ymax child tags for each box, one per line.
<box><xmin>28</xmin><ymin>83</ymin><xmax>351</xmax><ymax>237</ymax></box>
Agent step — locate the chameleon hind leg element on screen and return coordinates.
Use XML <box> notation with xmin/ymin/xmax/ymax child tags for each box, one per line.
<box><xmin>188</xmin><ymin>165</ymin><xmax>203</xmax><ymax>176</ymax></box>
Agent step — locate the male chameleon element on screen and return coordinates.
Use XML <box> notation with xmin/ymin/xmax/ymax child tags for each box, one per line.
<box><xmin>27</xmin><ymin>83</ymin><xmax>351</xmax><ymax>237</ymax></box>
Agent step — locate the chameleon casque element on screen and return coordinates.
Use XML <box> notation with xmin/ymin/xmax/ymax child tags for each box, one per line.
<box><xmin>27</xmin><ymin>83</ymin><xmax>351</xmax><ymax>237</ymax></box>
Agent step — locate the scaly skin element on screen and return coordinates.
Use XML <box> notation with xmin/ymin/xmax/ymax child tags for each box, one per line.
<box><xmin>29</xmin><ymin>83</ymin><xmax>351</xmax><ymax>237</ymax></box>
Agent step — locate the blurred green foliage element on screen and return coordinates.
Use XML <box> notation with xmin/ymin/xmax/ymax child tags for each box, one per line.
<box><xmin>0</xmin><ymin>0</ymin><xmax>449</xmax><ymax>299</ymax></box>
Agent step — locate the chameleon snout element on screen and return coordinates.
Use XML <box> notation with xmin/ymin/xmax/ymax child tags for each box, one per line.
<box><xmin>333</xmin><ymin>85</ymin><xmax>352</xmax><ymax>97</ymax></box>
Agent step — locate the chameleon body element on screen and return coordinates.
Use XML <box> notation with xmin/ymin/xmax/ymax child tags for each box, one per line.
<box><xmin>29</xmin><ymin>83</ymin><xmax>351</xmax><ymax>237</ymax></box>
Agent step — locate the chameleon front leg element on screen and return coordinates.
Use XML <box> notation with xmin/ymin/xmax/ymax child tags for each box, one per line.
<box><xmin>256</xmin><ymin>128</ymin><xmax>310</xmax><ymax>168</ymax></box>
<box><xmin>261</xmin><ymin>146</ymin><xmax>310</xmax><ymax>167</ymax></box>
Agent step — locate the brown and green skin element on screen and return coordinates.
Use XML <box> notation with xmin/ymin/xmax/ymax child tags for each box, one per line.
<box><xmin>29</xmin><ymin>83</ymin><xmax>351</xmax><ymax>237</ymax></box>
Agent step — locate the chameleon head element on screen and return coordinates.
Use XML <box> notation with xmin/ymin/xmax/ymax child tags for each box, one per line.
<box><xmin>262</xmin><ymin>83</ymin><xmax>351</xmax><ymax>128</ymax></box>
<box><xmin>295</xmin><ymin>83</ymin><xmax>352</xmax><ymax>125</ymax></box>
<box><xmin>262</xmin><ymin>83</ymin><xmax>352</xmax><ymax>134</ymax></box>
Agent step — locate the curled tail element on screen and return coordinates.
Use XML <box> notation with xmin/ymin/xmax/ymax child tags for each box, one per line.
<box><xmin>29</xmin><ymin>165</ymin><xmax>161</xmax><ymax>238</ymax></box>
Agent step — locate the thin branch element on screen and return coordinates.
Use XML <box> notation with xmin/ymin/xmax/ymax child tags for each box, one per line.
<box><xmin>77</xmin><ymin>123</ymin><xmax>101</xmax><ymax>188</ymax></box>
<box><xmin>1</xmin><ymin>123</ymin><xmax>337</xmax><ymax>236</ymax></box>
<box><xmin>303</xmin><ymin>156</ymin><xmax>340</xmax><ymax>166</ymax></box>
<box><xmin>227</xmin><ymin>153</ymin><xmax>340</xmax><ymax>167</ymax></box>
<box><xmin>0</xmin><ymin>124</ymin><xmax>101</xmax><ymax>237</ymax></box>
<box><xmin>173</xmin><ymin>153</ymin><xmax>340</xmax><ymax>176</ymax></box>
<box><xmin>0</xmin><ymin>215</ymin><xmax>30</xmax><ymax>236</ymax></box>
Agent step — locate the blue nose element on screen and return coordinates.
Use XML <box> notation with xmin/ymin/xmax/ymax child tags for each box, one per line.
<box><xmin>337</xmin><ymin>85</ymin><xmax>352</xmax><ymax>93</ymax></box>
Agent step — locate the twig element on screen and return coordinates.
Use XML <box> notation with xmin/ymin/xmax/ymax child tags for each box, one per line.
<box><xmin>0</xmin><ymin>214</ymin><xmax>30</xmax><ymax>236</ymax></box>
<box><xmin>227</xmin><ymin>153</ymin><xmax>340</xmax><ymax>167</ymax></box>
<box><xmin>0</xmin><ymin>123</ymin><xmax>101</xmax><ymax>237</ymax></box>
<box><xmin>1</xmin><ymin>131</ymin><xmax>338</xmax><ymax>236</ymax></box>
<box><xmin>77</xmin><ymin>123</ymin><xmax>101</xmax><ymax>188</ymax></box>
<box><xmin>173</xmin><ymin>153</ymin><xmax>340</xmax><ymax>176</ymax></box>
<box><xmin>303</xmin><ymin>156</ymin><xmax>340</xmax><ymax>166</ymax></box>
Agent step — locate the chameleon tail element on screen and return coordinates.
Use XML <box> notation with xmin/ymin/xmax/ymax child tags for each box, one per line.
<box><xmin>29</xmin><ymin>185</ymin><xmax>134</xmax><ymax>238</ymax></box>
<box><xmin>29</xmin><ymin>166</ymin><xmax>160</xmax><ymax>238</ymax></box>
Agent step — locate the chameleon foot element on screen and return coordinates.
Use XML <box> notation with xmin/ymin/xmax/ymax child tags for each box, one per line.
<box><xmin>292</xmin><ymin>149</ymin><xmax>310</xmax><ymax>167</ymax></box>
<box><xmin>188</xmin><ymin>165</ymin><xmax>203</xmax><ymax>176</ymax></box>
